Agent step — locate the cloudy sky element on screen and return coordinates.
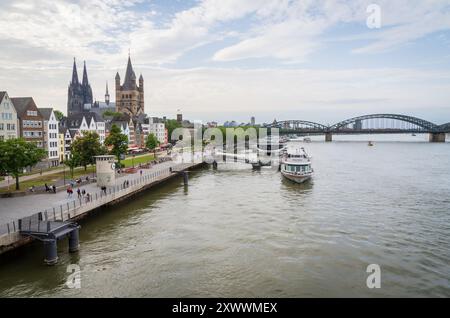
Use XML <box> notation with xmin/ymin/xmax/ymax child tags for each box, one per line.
<box><xmin>0</xmin><ymin>0</ymin><xmax>449</xmax><ymax>124</ymax></box>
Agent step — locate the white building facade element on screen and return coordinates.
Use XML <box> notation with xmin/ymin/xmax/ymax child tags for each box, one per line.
<box><xmin>143</xmin><ymin>122</ymin><xmax>165</xmax><ymax>144</ymax></box>
<box><xmin>0</xmin><ymin>91</ymin><xmax>18</xmax><ymax>140</ymax></box>
<box><xmin>39</xmin><ymin>108</ymin><xmax>60</xmax><ymax>167</ymax></box>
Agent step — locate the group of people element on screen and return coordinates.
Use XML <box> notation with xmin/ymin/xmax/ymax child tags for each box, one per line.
<box><xmin>29</xmin><ymin>183</ymin><xmax>56</xmax><ymax>193</ymax></box>
<box><xmin>76</xmin><ymin>187</ymin><xmax>91</xmax><ymax>202</ymax></box>
<box><xmin>45</xmin><ymin>183</ymin><xmax>57</xmax><ymax>193</ymax></box>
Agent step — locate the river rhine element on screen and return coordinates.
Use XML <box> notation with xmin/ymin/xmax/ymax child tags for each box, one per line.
<box><xmin>0</xmin><ymin>135</ymin><xmax>449</xmax><ymax>297</ymax></box>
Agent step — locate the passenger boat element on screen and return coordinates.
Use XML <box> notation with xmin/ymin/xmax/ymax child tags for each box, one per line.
<box><xmin>280</xmin><ymin>147</ymin><xmax>313</xmax><ymax>184</ymax></box>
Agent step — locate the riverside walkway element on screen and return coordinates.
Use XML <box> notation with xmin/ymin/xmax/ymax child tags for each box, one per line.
<box><xmin>0</xmin><ymin>159</ymin><xmax>201</xmax><ymax>252</ymax></box>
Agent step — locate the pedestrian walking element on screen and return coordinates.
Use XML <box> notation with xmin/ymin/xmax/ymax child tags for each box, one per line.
<box><xmin>77</xmin><ymin>188</ymin><xmax>81</xmax><ymax>198</ymax></box>
<box><xmin>52</xmin><ymin>185</ymin><xmax>56</xmax><ymax>193</ymax></box>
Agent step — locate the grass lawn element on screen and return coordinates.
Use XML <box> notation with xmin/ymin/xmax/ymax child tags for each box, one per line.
<box><xmin>121</xmin><ymin>153</ymin><xmax>155</xmax><ymax>168</ymax></box>
<box><xmin>0</xmin><ymin>166</ymin><xmax>96</xmax><ymax>193</ymax></box>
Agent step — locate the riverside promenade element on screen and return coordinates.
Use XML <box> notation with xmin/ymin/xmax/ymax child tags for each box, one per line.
<box><xmin>0</xmin><ymin>158</ymin><xmax>203</xmax><ymax>254</ymax></box>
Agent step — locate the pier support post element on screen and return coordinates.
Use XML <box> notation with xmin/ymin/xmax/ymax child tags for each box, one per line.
<box><xmin>68</xmin><ymin>227</ymin><xmax>80</xmax><ymax>253</ymax></box>
<box><xmin>182</xmin><ymin>171</ymin><xmax>188</xmax><ymax>186</ymax></box>
<box><xmin>429</xmin><ymin>132</ymin><xmax>446</xmax><ymax>142</ymax></box>
<box><xmin>325</xmin><ymin>132</ymin><xmax>332</xmax><ymax>142</ymax></box>
<box><xmin>44</xmin><ymin>239</ymin><xmax>58</xmax><ymax>265</ymax></box>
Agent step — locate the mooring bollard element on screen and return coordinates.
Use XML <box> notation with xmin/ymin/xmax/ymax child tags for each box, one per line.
<box><xmin>68</xmin><ymin>227</ymin><xmax>80</xmax><ymax>253</ymax></box>
<box><xmin>44</xmin><ymin>239</ymin><xmax>58</xmax><ymax>265</ymax></box>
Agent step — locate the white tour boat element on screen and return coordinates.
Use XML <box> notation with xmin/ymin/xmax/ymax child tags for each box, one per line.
<box><xmin>280</xmin><ymin>147</ymin><xmax>313</xmax><ymax>184</ymax></box>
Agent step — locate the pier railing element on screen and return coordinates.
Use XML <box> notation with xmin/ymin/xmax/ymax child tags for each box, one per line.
<box><xmin>0</xmin><ymin>162</ymin><xmax>194</xmax><ymax>238</ymax></box>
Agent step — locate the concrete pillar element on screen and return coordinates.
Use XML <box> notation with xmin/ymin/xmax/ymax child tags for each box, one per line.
<box><xmin>44</xmin><ymin>239</ymin><xmax>58</xmax><ymax>265</ymax></box>
<box><xmin>325</xmin><ymin>132</ymin><xmax>332</xmax><ymax>142</ymax></box>
<box><xmin>68</xmin><ymin>227</ymin><xmax>80</xmax><ymax>253</ymax></box>
<box><xmin>429</xmin><ymin>132</ymin><xmax>446</xmax><ymax>142</ymax></box>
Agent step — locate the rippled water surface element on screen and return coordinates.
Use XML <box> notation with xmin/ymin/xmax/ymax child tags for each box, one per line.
<box><xmin>1</xmin><ymin>139</ymin><xmax>449</xmax><ymax>297</ymax></box>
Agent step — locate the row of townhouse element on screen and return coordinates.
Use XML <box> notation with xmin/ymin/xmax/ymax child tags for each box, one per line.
<box><xmin>59</xmin><ymin>112</ymin><xmax>106</xmax><ymax>162</ymax></box>
<box><xmin>107</xmin><ymin>116</ymin><xmax>168</xmax><ymax>149</ymax></box>
<box><xmin>0</xmin><ymin>91</ymin><xmax>108</xmax><ymax>168</ymax></box>
<box><xmin>0</xmin><ymin>92</ymin><xmax>59</xmax><ymax>168</ymax></box>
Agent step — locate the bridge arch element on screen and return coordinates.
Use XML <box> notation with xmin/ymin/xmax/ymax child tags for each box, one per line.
<box><xmin>438</xmin><ymin>123</ymin><xmax>450</xmax><ymax>133</ymax></box>
<box><xmin>265</xmin><ymin>120</ymin><xmax>328</xmax><ymax>131</ymax></box>
<box><xmin>329</xmin><ymin>114</ymin><xmax>438</xmax><ymax>132</ymax></box>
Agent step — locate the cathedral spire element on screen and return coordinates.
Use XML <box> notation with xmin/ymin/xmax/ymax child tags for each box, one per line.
<box><xmin>82</xmin><ymin>61</ymin><xmax>89</xmax><ymax>86</ymax></box>
<box><xmin>71</xmin><ymin>57</ymin><xmax>79</xmax><ymax>84</ymax></box>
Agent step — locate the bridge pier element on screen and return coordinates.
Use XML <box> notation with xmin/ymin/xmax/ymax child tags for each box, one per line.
<box><xmin>68</xmin><ymin>227</ymin><xmax>80</xmax><ymax>253</ymax></box>
<box><xmin>325</xmin><ymin>132</ymin><xmax>332</xmax><ymax>142</ymax></box>
<box><xmin>44</xmin><ymin>239</ymin><xmax>58</xmax><ymax>265</ymax></box>
<box><xmin>429</xmin><ymin>133</ymin><xmax>446</xmax><ymax>142</ymax></box>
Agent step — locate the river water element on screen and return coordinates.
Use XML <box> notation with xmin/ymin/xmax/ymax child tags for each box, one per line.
<box><xmin>0</xmin><ymin>136</ymin><xmax>449</xmax><ymax>297</ymax></box>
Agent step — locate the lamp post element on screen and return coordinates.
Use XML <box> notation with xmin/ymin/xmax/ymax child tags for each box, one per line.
<box><xmin>63</xmin><ymin>165</ymin><xmax>66</xmax><ymax>186</ymax></box>
<box><xmin>132</xmin><ymin>155</ymin><xmax>135</xmax><ymax>168</ymax></box>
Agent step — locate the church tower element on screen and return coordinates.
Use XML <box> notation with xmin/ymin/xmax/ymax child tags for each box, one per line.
<box><xmin>67</xmin><ymin>58</ymin><xmax>84</xmax><ymax>116</ymax></box>
<box><xmin>115</xmin><ymin>55</ymin><xmax>144</xmax><ymax>118</ymax></box>
<box><xmin>67</xmin><ymin>59</ymin><xmax>94</xmax><ymax>115</ymax></box>
<box><xmin>82</xmin><ymin>61</ymin><xmax>93</xmax><ymax>106</ymax></box>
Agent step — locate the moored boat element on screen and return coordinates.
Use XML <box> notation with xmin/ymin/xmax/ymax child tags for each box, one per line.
<box><xmin>280</xmin><ymin>147</ymin><xmax>313</xmax><ymax>184</ymax></box>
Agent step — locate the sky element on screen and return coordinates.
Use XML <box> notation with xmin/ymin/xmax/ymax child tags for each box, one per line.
<box><xmin>0</xmin><ymin>0</ymin><xmax>449</xmax><ymax>124</ymax></box>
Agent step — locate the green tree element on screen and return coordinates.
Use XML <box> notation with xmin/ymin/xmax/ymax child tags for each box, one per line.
<box><xmin>64</xmin><ymin>153</ymin><xmax>80</xmax><ymax>179</ymax></box>
<box><xmin>145</xmin><ymin>133</ymin><xmax>160</xmax><ymax>157</ymax></box>
<box><xmin>54</xmin><ymin>110</ymin><xmax>65</xmax><ymax>121</ymax></box>
<box><xmin>102</xmin><ymin>110</ymin><xmax>124</xmax><ymax>120</ymax></box>
<box><xmin>0</xmin><ymin>138</ymin><xmax>46</xmax><ymax>190</ymax></box>
<box><xmin>164</xmin><ymin>119</ymin><xmax>182</xmax><ymax>142</ymax></box>
<box><xmin>104</xmin><ymin>124</ymin><xmax>128</xmax><ymax>164</ymax></box>
<box><xmin>71</xmin><ymin>132</ymin><xmax>106</xmax><ymax>171</ymax></box>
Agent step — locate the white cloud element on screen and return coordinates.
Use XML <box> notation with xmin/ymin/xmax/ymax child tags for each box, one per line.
<box><xmin>0</xmin><ymin>0</ymin><xmax>449</xmax><ymax>123</ymax></box>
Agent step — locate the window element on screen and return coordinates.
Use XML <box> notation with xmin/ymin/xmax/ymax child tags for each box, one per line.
<box><xmin>0</xmin><ymin>123</ymin><xmax>3</xmax><ymax>130</ymax></box>
<box><xmin>27</xmin><ymin>110</ymin><xmax>38</xmax><ymax>116</ymax></box>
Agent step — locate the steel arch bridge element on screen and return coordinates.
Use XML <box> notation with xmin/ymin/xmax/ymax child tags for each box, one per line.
<box><xmin>264</xmin><ymin>114</ymin><xmax>448</xmax><ymax>141</ymax></box>
<box><xmin>438</xmin><ymin>123</ymin><xmax>450</xmax><ymax>133</ymax></box>
<box><xmin>328</xmin><ymin>114</ymin><xmax>439</xmax><ymax>133</ymax></box>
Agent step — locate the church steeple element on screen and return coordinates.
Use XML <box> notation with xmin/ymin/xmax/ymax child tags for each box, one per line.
<box><xmin>82</xmin><ymin>61</ymin><xmax>89</xmax><ymax>86</ymax></box>
<box><xmin>71</xmin><ymin>58</ymin><xmax>79</xmax><ymax>84</ymax></box>
<box><xmin>123</xmin><ymin>55</ymin><xmax>137</xmax><ymax>90</ymax></box>
<box><xmin>105</xmin><ymin>81</ymin><xmax>110</xmax><ymax>105</ymax></box>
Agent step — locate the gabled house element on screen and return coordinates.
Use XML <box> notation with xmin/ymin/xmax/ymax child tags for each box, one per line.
<box><xmin>0</xmin><ymin>91</ymin><xmax>18</xmax><ymax>140</ymax></box>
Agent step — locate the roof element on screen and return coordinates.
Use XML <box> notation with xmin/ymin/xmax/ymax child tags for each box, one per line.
<box><xmin>38</xmin><ymin>108</ymin><xmax>53</xmax><ymax>120</ymax></box>
<box><xmin>59</xmin><ymin>126</ymin><xmax>67</xmax><ymax>134</ymax></box>
<box><xmin>10</xmin><ymin>97</ymin><xmax>38</xmax><ymax>116</ymax></box>
<box><xmin>122</xmin><ymin>56</ymin><xmax>137</xmax><ymax>90</ymax></box>
<box><xmin>69</xmin><ymin>129</ymin><xmax>78</xmax><ymax>138</ymax></box>
<box><xmin>66</xmin><ymin>111</ymin><xmax>104</xmax><ymax>127</ymax></box>
<box><xmin>0</xmin><ymin>91</ymin><xmax>6</xmax><ymax>103</ymax></box>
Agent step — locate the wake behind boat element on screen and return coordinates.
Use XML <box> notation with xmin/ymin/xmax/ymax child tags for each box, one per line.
<box><xmin>280</xmin><ymin>147</ymin><xmax>313</xmax><ymax>184</ymax></box>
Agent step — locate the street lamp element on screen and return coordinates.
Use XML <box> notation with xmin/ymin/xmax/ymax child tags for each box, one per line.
<box><xmin>132</xmin><ymin>155</ymin><xmax>135</xmax><ymax>168</ymax></box>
